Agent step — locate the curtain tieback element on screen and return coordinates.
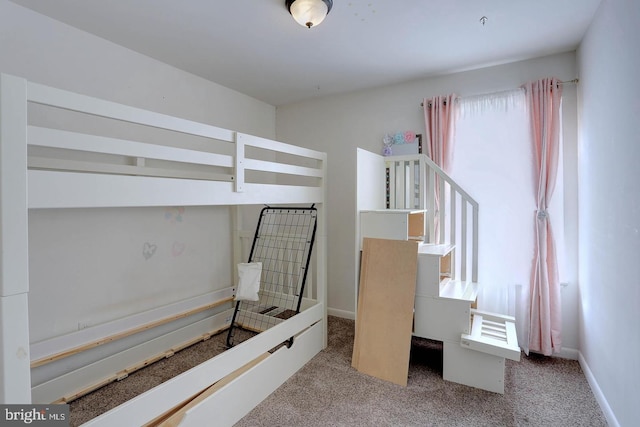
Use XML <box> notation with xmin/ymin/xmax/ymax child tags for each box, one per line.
<box><xmin>537</xmin><ymin>209</ymin><xmax>549</xmax><ymax>220</ymax></box>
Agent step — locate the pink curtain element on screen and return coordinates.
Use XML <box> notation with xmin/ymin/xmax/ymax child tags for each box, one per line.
<box><xmin>524</xmin><ymin>78</ymin><xmax>562</xmax><ymax>355</ymax></box>
<box><xmin>423</xmin><ymin>94</ymin><xmax>458</xmax><ymax>243</ymax></box>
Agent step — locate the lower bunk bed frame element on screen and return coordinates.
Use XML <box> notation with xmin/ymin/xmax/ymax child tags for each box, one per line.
<box><xmin>0</xmin><ymin>74</ymin><xmax>327</xmax><ymax>426</ymax></box>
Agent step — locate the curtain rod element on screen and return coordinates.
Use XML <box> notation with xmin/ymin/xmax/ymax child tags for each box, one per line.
<box><xmin>558</xmin><ymin>78</ymin><xmax>579</xmax><ymax>85</ymax></box>
<box><xmin>420</xmin><ymin>78</ymin><xmax>579</xmax><ymax>107</ymax></box>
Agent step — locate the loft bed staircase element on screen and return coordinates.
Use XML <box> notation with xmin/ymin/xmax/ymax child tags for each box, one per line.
<box><xmin>356</xmin><ymin>149</ymin><xmax>520</xmax><ymax>393</ymax></box>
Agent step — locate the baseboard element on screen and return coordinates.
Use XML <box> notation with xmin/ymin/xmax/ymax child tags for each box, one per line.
<box><xmin>555</xmin><ymin>346</ymin><xmax>579</xmax><ymax>360</ymax></box>
<box><xmin>578</xmin><ymin>351</ymin><xmax>620</xmax><ymax>427</ymax></box>
<box><xmin>327</xmin><ymin>307</ymin><xmax>355</xmax><ymax>320</ymax></box>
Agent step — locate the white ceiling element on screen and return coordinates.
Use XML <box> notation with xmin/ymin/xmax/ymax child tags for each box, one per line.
<box><xmin>10</xmin><ymin>0</ymin><xmax>601</xmax><ymax>106</ymax></box>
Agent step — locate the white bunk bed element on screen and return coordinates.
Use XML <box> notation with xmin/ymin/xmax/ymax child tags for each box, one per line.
<box><xmin>0</xmin><ymin>74</ymin><xmax>327</xmax><ymax>426</ymax></box>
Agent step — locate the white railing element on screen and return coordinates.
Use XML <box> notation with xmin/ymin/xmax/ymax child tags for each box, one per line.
<box><xmin>385</xmin><ymin>154</ymin><xmax>478</xmax><ymax>283</ymax></box>
<box><xmin>23</xmin><ymin>79</ymin><xmax>326</xmax><ymax>208</ymax></box>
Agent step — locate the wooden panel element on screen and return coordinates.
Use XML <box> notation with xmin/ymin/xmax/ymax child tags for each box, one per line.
<box><xmin>352</xmin><ymin>238</ymin><xmax>418</xmax><ymax>386</ymax></box>
<box><xmin>407</xmin><ymin>211</ymin><xmax>425</xmax><ymax>238</ymax></box>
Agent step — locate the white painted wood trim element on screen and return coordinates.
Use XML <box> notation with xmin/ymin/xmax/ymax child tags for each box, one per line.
<box><xmin>0</xmin><ymin>75</ymin><xmax>29</xmax><ymax>297</ymax></box>
<box><xmin>387</xmin><ymin>154</ymin><xmax>479</xmax><ymax>208</ymax></box>
<box><xmin>234</xmin><ymin>132</ymin><xmax>244</xmax><ymax>192</ymax></box>
<box><xmin>28</xmin><ymin>171</ymin><xmax>323</xmax><ymax>208</ymax></box>
<box><xmin>316</xmin><ymin>157</ymin><xmax>328</xmax><ymax>347</ymax></box>
<box><xmin>243</xmin><ymin>158</ymin><xmax>324</xmax><ymax>177</ymax></box>
<box><xmin>439</xmin><ymin>177</ymin><xmax>445</xmax><ymax>243</ymax></box>
<box><xmin>0</xmin><ymin>294</ymin><xmax>32</xmax><ymax>403</ymax></box>
<box><xmin>472</xmin><ymin>205</ymin><xmax>479</xmax><ymax>283</ymax></box>
<box><xmin>408</xmin><ymin>160</ymin><xmax>416</xmax><ymax>208</ymax></box>
<box><xmin>461</xmin><ymin>204</ymin><xmax>468</xmax><ymax>282</ymax></box>
<box><xmin>28</xmin><ymin>157</ymin><xmax>234</xmax><ymax>182</ymax></box>
<box><xmin>396</xmin><ymin>162</ymin><xmax>407</xmax><ymax>209</ymax></box>
<box><xmin>26</xmin><ymin>82</ymin><xmax>235</xmax><ymax>142</ymax></box>
<box><xmin>578</xmin><ymin>351</ymin><xmax>620</xmax><ymax>427</ymax></box>
<box><xmin>81</xmin><ymin>303</ymin><xmax>323</xmax><ymax>426</ymax></box>
<box><xmin>449</xmin><ymin>189</ymin><xmax>456</xmax><ymax>279</ymax></box>
<box><xmin>0</xmin><ymin>74</ymin><xmax>31</xmax><ymax>404</ymax></box>
<box><xmin>28</xmin><ymin>126</ymin><xmax>234</xmax><ymax>168</ymax></box>
<box><xmin>427</xmin><ymin>167</ymin><xmax>436</xmax><ymax>241</ymax></box>
<box><xmin>327</xmin><ymin>307</ymin><xmax>356</xmax><ymax>320</ymax></box>
<box><xmin>239</xmin><ymin>132</ymin><xmax>325</xmax><ymax>161</ymax></box>
<box><xmin>460</xmin><ymin>311</ymin><xmax>520</xmax><ymax>361</ymax></box>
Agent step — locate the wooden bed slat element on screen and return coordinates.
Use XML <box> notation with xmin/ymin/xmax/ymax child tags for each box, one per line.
<box><xmin>31</xmin><ymin>297</ymin><xmax>233</xmax><ymax>368</ymax></box>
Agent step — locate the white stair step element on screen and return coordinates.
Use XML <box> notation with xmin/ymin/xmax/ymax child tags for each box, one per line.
<box><xmin>439</xmin><ymin>279</ymin><xmax>478</xmax><ymax>302</ymax></box>
<box><xmin>417</xmin><ymin>243</ymin><xmax>455</xmax><ymax>256</ymax></box>
<box><xmin>416</xmin><ymin>243</ymin><xmax>455</xmax><ymax>297</ymax></box>
<box><xmin>460</xmin><ymin>309</ymin><xmax>520</xmax><ymax>361</ymax></box>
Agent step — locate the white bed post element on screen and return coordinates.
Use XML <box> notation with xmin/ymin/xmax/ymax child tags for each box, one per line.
<box><xmin>317</xmin><ymin>153</ymin><xmax>328</xmax><ymax>348</ymax></box>
<box><xmin>0</xmin><ymin>74</ymin><xmax>32</xmax><ymax>403</ymax></box>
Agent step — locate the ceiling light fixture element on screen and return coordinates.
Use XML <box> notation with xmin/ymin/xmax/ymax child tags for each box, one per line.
<box><xmin>286</xmin><ymin>0</ymin><xmax>333</xmax><ymax>29</ymax></box>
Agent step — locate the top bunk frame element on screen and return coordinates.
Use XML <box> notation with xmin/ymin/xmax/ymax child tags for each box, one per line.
<box><xmin>2</xmin><ymin>74</ymin><xmax>326</xmax><ymax>210</ymax></box>
<box><xmin>0</xmin><ymin>74</ymin><xmax>327</xmax><ymax>424</ymax></box>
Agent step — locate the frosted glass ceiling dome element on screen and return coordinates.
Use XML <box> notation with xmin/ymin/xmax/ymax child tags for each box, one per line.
<box><xmin>286</xmin><ymin>0</ymin><xmax>333</xmax><ymax>29</ymax></box>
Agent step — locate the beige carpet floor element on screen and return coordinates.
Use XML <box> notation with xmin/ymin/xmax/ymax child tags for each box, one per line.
<box><xmin>70</xmin><ymin>316</ymin><xmax>607</xmax><ymax>426</ymax></box>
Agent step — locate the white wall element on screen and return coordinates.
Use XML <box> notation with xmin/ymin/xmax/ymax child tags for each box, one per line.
<box><xmin>276</xmin><ymin>52</ymin><xmax>580</xmax><ymax>354</ymax></box>
<box><xmin>577</xmin><ymin>0</ymin><xmax>640</xmax><ymax>425</ymax></box>
<box><xmin>0</xmin><ymin>0</ymin><xmax>276</xmax><ymax>341</ymax></box>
